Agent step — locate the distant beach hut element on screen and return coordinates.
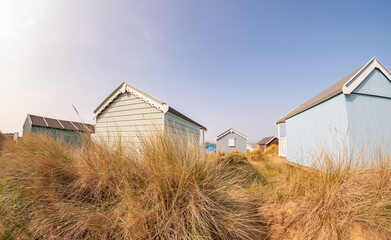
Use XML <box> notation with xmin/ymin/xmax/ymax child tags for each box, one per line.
<box><xmin>23</xmin><ymin>114</ymin><xmax>95</xmax><ymax>146</ymax></box>
<box><xmin>93</xmin><ymin>82</ymin><xmax>206</xmax><ymax>148</ymax></box>
<box><xmin>276</xmin><ymin>57</ymin><xmax>391</xmax><ymax>166</ymax></box>
<box><xmin>216</xmin><ymin>128</ymin><xmax>247</xmax><ymax>153</ymax></box>
<box><xmin>205</xmin><ymin>144</ymin><xmax>216</xmax><ymax>152</ymax></box>
<box><xmin>257</xmin><ymin>136</ymin><xmax>278</xmax><ymax>151</ymax></box>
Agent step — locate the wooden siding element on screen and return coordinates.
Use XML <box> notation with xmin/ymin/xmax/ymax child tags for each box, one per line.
<box><xmin>286</xmin><ymin>68</ymin><xmax>391</xmax><ymax>166</ymax></box>
<box><xmin>353</xmin><ymin>69</ymin><xmax>391</xmax><ymax>98</ymax></box>
<box><xmin>96</xmin><ymin>92</ymin><xmax>164</xmax><ymax>147</ymax></box>
<box><xmin>22</xmin><ymin>118</ymin><xmax>32</xmax><ymax>133</ymax></box>
<box><xmin>268</xmin><ymin>138</ymin><xmax>279</xmax><ymax>146</ymax></box>
<box><xmin>23</xmin><ymin>119</ymin><xmax>84</xmax><ymax>146</ymax></box>
<box><xmin>259</xmin><ymin>138</ymin><xmax>278</xmax><ymax>151</ymax></box>
<box><xmin>216</xmin><ymin>132</ymin><xmax>247</xmax><ymax>153</ymax></box>
<box><xmin>286</xmin><ymin>93</ymin><xmax>349</xmax><ymax>166</ymax></box>
<box><xmin>164</xmin><ymin>111</ymin><xmax>200</xmax><ymax>142</ymax></box>
<box><xmin>346</xmin><ymin>69</ymin><xmax>391</xmax><ymax>155</ymax></box>
<box><xmin>266</xmin><ymin>138</ymin><xmax>278</xmax><ymax>149</ymax></box>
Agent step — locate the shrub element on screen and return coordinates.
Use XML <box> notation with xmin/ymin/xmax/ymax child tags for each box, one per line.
<box><xmin>0</xmin><ymin>133</ymin><xmax>265</xmax><ymax>239</ymax></box>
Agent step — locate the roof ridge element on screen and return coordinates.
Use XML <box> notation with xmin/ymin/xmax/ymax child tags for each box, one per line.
<box><xmin>216</xmin><ymin>128</ymin><xmax>248</xmax><ymax>141</ymax></box>
<box><xmin>93</xmin><ymin>82</ymin><xmax>168</xmax><ymax>118</ymax></box>
<box><xmin>275</xmin><ymin>57</ymin><xmax>390</xmax><ymax>124</ymax></box>
<box><xmin>258</xmin><ymin>136</ymin><xmax>277</xmax><ymax>145</ymax></box>
<box><xmin>93</xmin><ymin>82</ymin><xmax>207</xmax><ymax>130</ymax></box>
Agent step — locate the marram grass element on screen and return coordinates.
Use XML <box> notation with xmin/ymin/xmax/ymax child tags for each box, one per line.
<box><xmin>1</xmin><ymin>132</ymin><xmax>391</xmax><ymax>240</ymax></box>
<box><xmin>248</xmin><ymin>145</ymin><xmax>391</xmax><ymax>240</ymax></box>
<box><xmin>0</xmin><ymin>133</ymin><xmax>264</xmax><ymax>240</ymax></box>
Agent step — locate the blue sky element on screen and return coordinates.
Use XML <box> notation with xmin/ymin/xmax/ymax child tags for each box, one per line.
<box><xmin>1</xmin><ymin>0</ymin><xmax>391</xmax><ymax>143</ymax></box>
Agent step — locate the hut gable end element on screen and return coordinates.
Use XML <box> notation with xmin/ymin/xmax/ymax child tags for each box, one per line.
<box><xmin>276</xmin><ymin>57</ymin><xmax>391</xmax><ymax>124</ymax></box>
<box><xmin>216</xmin><ymin>128</ymin><xmax>247</xmax><ymax>154</ymax></box>
<box><xmin>352</xmin><ymin>69</ymin><xmax>391</xmax><ymax>98</ymax></box>
<box><xmin>95</xmin><ymin>92</ymin><xmax>165</xmax><ymax>143</ymax></box>
<box><xmin>94</xmin><ymin>82</ymin><xmax>206</xmax><ymax>147</ymax></box>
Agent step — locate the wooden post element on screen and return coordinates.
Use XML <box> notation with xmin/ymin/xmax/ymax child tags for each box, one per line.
<box><xmin>202</xmin><ymin>129</ymin><xmax>205</xmax><ymax>146</ymax></box>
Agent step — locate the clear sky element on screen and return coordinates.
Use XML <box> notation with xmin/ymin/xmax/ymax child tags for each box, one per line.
<box><xmin>1</xmin><ymin>0</ymin><xmax>391</xmax><ymax>143</ymax></box>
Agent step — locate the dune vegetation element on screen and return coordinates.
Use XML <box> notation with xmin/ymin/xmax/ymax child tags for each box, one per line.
<box><xmin>0</xmin><ymin>132</ymin><xmax>6</xmax><ymax>151</ymax></box>
<box><xmin>0</xmin><ymin>133</ymin><xmax>391</xmax><ymax>239</ymax></box>
<box><xmin>247</xmin><ymin>146</ymin><xmax>391</xmax><ymax>239</ymax></box>
<box><xmin>0</xmin><ymin>133</ymin><xmax>264</xmax><ymax>240</ymax></box>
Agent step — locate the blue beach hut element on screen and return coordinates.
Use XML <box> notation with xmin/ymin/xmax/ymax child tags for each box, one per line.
<box><xmin>276</xmin><ymin>57</ymin><xmax>391</xmax><ymax>166</ymax></box>
<box><xmin>205</xmin><ymin>144</ymin><xmax>216</xmax><ymax>153</ymax></box>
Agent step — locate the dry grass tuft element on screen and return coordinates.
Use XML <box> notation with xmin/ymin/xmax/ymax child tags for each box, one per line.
<box><xmin>218</xmin><ymin>153</ymin><xmax>267</xmax><ymax>187</ymax></box>
<box><xmin>0</xmin><ymin>132</ymin><xmax>6</xmax><ymax>151</ymax></box>
<box><xmin>251</xmin><ymin>148</ymin><xmax>391</xmax><ymax>239</ymax></box>
<box><xmin>0</xmin><ymin>133</ymin><xmax>265</xmax><ymax>240</ymax></box>
<box><xmin>247</xmin><ymin>149</ymin><xmax>266</xmax><ymax>162</ymax></box>
<box><xmin>2</xmin><ymin>131</ymin><xmax>390</xmax><ymax>239</ymax></box>
<box><xmin>264</xmin><ymin>145</ymin><xmax>278</xmax><ymax>155</ymax></box>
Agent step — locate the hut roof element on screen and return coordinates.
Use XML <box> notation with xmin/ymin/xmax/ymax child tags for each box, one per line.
<box><xmin>276</xmin><ymin>57</ymin><xmax>391</xmax><ymax>124</ymax></box>
<box><xmin>26</xmin><ymin>114</ymin><xmax>95</xmax><ymax>133</ymax></box>
<box><xmin>93</xmin><ymin>82</ymin><xmax>206</xmax><ymax>130</ymax></box>
<box><xmin>216</xmin><ymin>128</ymin><xmax>248</xmax><ymax>141</ymax></box>
<box><xmin>258</xmin><ymin>136</ymin><xmax>277</xmax><ymax>145</ymax></box>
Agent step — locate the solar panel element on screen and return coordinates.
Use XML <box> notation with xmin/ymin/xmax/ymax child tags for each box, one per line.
<box><xmin>44</xmin><ymin>117</ymin><xmax>63</xmax><ymax>129</ymax></box>
<box><xmin>72</xmin><ymin>122</ymin><xmax>89</xmax><ymax>132</ymax></box>
<box><xmin>28</xmin><ymin>114</ymin><xmax>95</xmax><ymax>133</ymax></box>
<box><xmin>86</xmin><ymin>124</ymin><xmax>95</xmax><ymax>133</ymax></box>
<box><xmin>30</xmin><ymin>115</ymin><xmax>47</xmax><ymax>127</ymax></box>
<box><xmin>58</xmin><ymin>120</ymin><xmax>78</xmax><ymax>131</ymax></box>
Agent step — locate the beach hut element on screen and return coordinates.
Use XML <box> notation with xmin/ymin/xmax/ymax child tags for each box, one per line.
<box><xmin>205</xmin><ymin>144</ymin><xmax>216</xmax><ymax>153</ymax></box>
<box><xmin>4</xmin><ymin>132</ymin><xmax>19</xmax><ymax>142</ymax></box>
<box><xmin>276</xmin><ymin>57</ymin><xmax>391</xmax><ymax>166</ymax></box>
<box><xmin>93</xmin><ymin>82</ymin><xmax>206</xmax><ymax>147</ymax></box>
<box><xmin>216</xmin><ymin>128</ymin><xmax>247</xmax><ymax>153</ymax></box>
<box><xmin>23</xmin><ymin>114</ymin><xmax>95</xmax><ymax>146</ymax></box>
<box><xmin>258</xmin><ymin>136</ymin><xmax>278</xmax><ymax>151</ymax></box>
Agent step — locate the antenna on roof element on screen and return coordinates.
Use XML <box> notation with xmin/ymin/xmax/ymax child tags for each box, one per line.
<box><xmin>72</xmin><ymin>104</ymin><xmax>80</xmax><ymax>116</ymax></box>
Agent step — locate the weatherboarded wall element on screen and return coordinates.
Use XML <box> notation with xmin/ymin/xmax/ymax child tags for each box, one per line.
<box><xmin>286</xmin><ymin>69</ymin><xmax>391</xmax><ymax>166</ymax></box>
<box><xmin>286</xmin><ymin>93</ymin><xmax>349</xmax><ymax>166</ymax></box>
<box><xmin>260</xmin><ymin>138</ymin><xmax>279</xmax><ymax>151</ymax></box>
<box><xmin>346</xmin><ymin>69</ymin><xmax>391</xmax><ymax>154</ymax></box>
<box><xmin>164</xmin><ymin>111</ymin><xmax>200</xmax><ymax>142</ymax></box>
<box><xmin>23</xmin><ymin>121</ymin><xmax>83</xmax><ymax>146</ymax></box>
<box><xmin>216</xmin><ymin>132</ymin><xmax>247</xmax><ymax>154</ymax></box>
<box><xmin>95</xmin><ymin>92</ymin><xmax>164</xmax><ymax>147</ymax></box>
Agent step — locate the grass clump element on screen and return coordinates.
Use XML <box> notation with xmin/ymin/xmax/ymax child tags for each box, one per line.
<box><xmin>253</xmin><ymin>148</ymin><xmax>391</xmax><ymax>239</ymax></box>
<box><xmin>0</xmin><ymin>132</ymin><xmax>6</xmax><ymax>151</ymax></box>
<box><xmin>218</xmin><ymin>153</ymin><xmax>267</xmax><ymax>187</ymax></box>
<box><xmin>264</xmin><ymin>145</ymin><xmax>278</xmax><ymax>155</ymax></box>
<box><xmin>0</xmin><ymin>133</ymin><xmax>264</xmax><ymax>240</ymax></box>
<box><xmin>247</xmin><ymin>149</ymin><xmax>266</xmax><ymax>162</ymax></box>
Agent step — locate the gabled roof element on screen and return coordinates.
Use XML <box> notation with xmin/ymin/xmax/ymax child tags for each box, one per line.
<box><xmin>276</xmin><ymin>57</ymin><xmax>391</xmax><ymax>124</ymax></box>
<box><xmin>26</xmin><ymin>114</ymin><xmax>95</xmax><ymax>133</ymax></box>
<box><xmin>216</xmin><ymin>128</ymin><xmax>248</xmax><ymax>141</ymax></box>
<box><xmin>93</xmin><ymin>82</ymin><xmax>207</xmax><ymax>130</ymax></box>
<box><xmin>258</xmin><ymin>136</ymin><xmax>277</xmax><ymax>145</ymax></box>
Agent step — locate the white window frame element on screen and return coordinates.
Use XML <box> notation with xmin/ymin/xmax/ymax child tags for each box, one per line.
<box><xmin>228</xmin><ymin>138</ymin><xmax>236</xmax><ymax>147</ymax></box>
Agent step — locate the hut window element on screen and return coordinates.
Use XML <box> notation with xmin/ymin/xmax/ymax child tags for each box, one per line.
<box><xmin>228</xmin><ymin>138</ymin><xmax>236</xmax><ymax>147</ymax></box>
